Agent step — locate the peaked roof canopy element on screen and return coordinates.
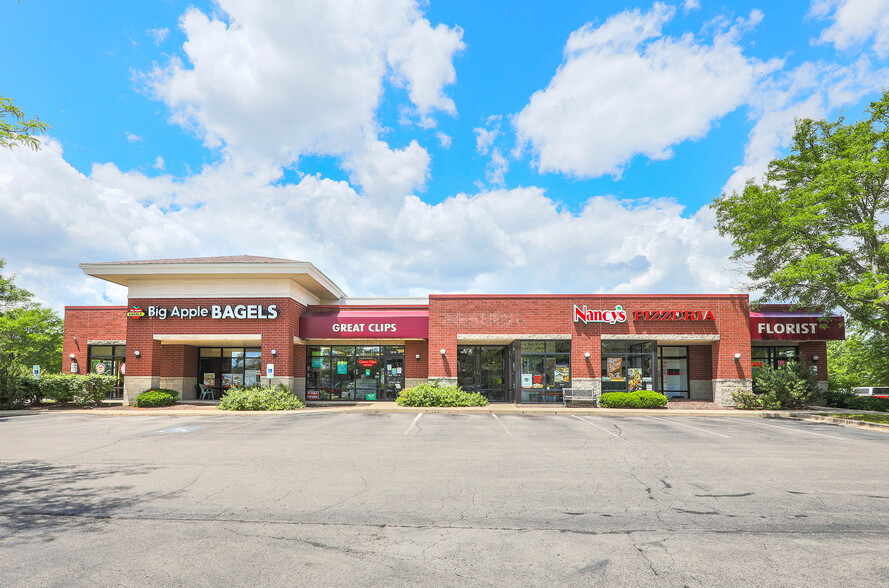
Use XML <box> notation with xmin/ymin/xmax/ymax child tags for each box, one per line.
<box><xmin>79</xmin><ymin>255</ymin><xmax>346</xmax><ymax>302</ymax></box>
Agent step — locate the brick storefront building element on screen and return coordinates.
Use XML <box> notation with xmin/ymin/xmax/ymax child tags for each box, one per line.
<box><xmin>63</xmin><ymin>256</ymin><xmax>845</xmax><ymax>406</ymax></box>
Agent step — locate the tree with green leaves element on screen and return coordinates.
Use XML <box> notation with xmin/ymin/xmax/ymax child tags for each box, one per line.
<box><xmin>712</xmin><ymin>89</ymin><xmax>889</xmax><ymax>335</ymax></box>
<box><xmin>826</xmin><ymin>322</ymin><xmax>889</xmax><ymax>391</ymax></box>
<box><xmin>0</xmin><ymin>96</ymin><xmax>49</xmax><ymax>150</ymax></box>
<box><xmin>0</xmin><ymin>258</ymin><xmax>63</xmax><ymax>371</ymax></box>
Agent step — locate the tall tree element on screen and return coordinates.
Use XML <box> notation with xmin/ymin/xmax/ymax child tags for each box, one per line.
<box><xmin>0</xmin><ymin>259</ymin><xmax>63</xmax><ymax>372</ymax></box>
<box><xmin>0</xmin><ymin>96</ymin><xmax>49</xmax><ymax>150</ymax></box>
<box><xmin>712</xmin><ymin>89</ymin><xmax>889</xmax><ymax>335</ymax></box>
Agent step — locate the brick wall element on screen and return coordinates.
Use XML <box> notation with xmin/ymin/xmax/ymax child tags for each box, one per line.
<box><xmin>62</xmin><ymin>307</ymin><xmax>128</xmax><ymax>374</ymax></box>
<box><xmin>428</xmin><ymin>294</ymin><xmax>750</xmax><ymax>381</ymax></box>
<box><xmin>688</xmin><ymin>345</ymin><xmax>712</xmax><ymax>380</ymax></box>
<box><xmin>405</xmin><ymin>340</ymin><xmax>428</xmax><ymax>379</ymax></box>
<box><xmin>126</xmin><ymin>298</ymin><xmax>305</xmax><ymax>379</ymax></box>
<box><xmin>799</xmin><ymin>340</ymin><xmax>829</xmax><ymax>382</ymax></box>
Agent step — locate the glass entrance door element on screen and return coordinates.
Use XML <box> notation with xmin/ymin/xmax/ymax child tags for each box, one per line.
<box><xmin>384</xmin><ymin>357</ymin><xmax>404</xmax><ymax>400</ymax></box>
<box><xmin>355</xmin><ymin>355</ymin><xmax>382</xmax><ymax>400</ymax></box>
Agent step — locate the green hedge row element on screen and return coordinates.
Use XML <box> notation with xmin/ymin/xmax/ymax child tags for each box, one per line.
<box><xmin>0</xmin><ymin>370</ymin><xmax>116</xmax><ymax>409</ymax></box>
<box><xmin>134</xmin><ymin>389</ymin><xmax>179</xmax><ymax>408</ymax></box>
<box><xmin>599</xmin><ymin>390</ymin><xmax>668</xmax><ymax>408</ymax></box>
<box><xmin>820</xmin><ymin>389</ymin><xmax>889</xmax><ymax>412</ymax></box>
<box><xmin>396</xmin><ymin>382</ymin><xmax>489</xmax><ymax>407</ymax></box>
<box><xmin>218</xmin><ymin>384</ymin><xmax>305</xmax><ymax>411</ymax></box>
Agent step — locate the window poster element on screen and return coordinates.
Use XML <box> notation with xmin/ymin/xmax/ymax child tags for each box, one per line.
<box><xmin>312</xmin><ymin>357</ymin><xmax>323</xmax><ymax>368</ymax></box>
<box><xmin>532</xmin><ymin>374</ymin><xmax>544</xmax><ymax>388</ymax></box>
<box><xmin>232</xmin><ymin>373</ymin><xmax>244</xmax><ymax>387</ymax></box>
<box><xmin>554</xmin><ymin>365</ymin><xmax>570</xmax><ymax>383</ymax></box>
<box><xmin>222</xmin><ymin>373</ymin><xmax>233</xmax><ymax>387</ymax></box>
<box><xmin>627</xmin><ymin>368</ymin><xmax>643</xmax><ymax>391</ymax></box>
<box><xmin>521</xmin><ymin>373</ymin><xmax>533</xmax><ymax>387</ymax></box>
<box><xmin>336</xmin><ymin>361</ymin><xmax>348</xmax><ymax>374</ymax></box>
<box><xmin>203</xmin><ymin>373</ymin><xmax>216</xmax><ymax>386</ymax></box>
<box><xmin>245</xmin><ymin>371</ymin><xmax>257</xmax><ymax>387</ymax></box>
<box><xmin>607</xmin><ymin>357</ymin><xmax>623</xmax><ymax>381</ymax></box>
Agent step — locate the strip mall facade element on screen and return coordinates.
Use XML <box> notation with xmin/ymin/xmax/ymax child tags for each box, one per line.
<box><xmin>63</xmin><ymin>256</ymin><xmax>845</xmax><ymax>406</ymax></box>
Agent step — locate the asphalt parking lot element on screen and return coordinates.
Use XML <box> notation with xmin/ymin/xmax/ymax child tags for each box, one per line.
<box><xmin>1</xmin><ymin>411</ymin><xmax>888</xmax><ymax>587</ymax></box>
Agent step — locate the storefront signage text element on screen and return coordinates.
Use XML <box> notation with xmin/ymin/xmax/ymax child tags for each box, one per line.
<box><xmin>574</xmin><ymin>305</ymin><xmax>627</xmax><ymax>325</ymax></box>
<box><xmin>633</xmin><ymin>310</ymin><xmax>715</xmax><ymax>321</ymax></box>
<box><xmin>331</xmin><ymin>322</ymin><xmax>398</xmax><ymax>333</ymax></box>
<box><xmin>143</xmin><ymin>304</ymin><xmax>279</xmax><ymax>320</ymax></box>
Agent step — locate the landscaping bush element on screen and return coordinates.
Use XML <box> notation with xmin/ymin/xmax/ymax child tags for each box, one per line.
<box><xmin>396</xmin><ymin>381</ymin><xmax>489</xmax><ymax>407</ymax></box>
<box><xmin>820</xmin><ymin>389</ymin><xmax>889</xmax><ymax>412</ymax></box>
<box><xmin>598</xmin><ymin>390</ymin><xmax>668</xmax><ymax>408</ymax></box>
<box><xmin>134</xmin><ymin>389</ymin><xmax>179</xmax><ymax>408</ymax></box>
<box><xmin>731</xmin><ymin>389</ymin><xmax>780</xmax><ymax>410</ymax></box>
<box><xmin>39</xmin><ymin>373</ymin><xmax>79</xmax><ymax>405</ymax></box>
<box><xmin>0</xmin><ymin>363</ymin><xmax>31</xmax><ymax>409</ymax></box>
<box><xmin>218</xmin><ymin>384</ymin><xmax>305</xmax><ymax>411</ymax></box>
<box><xmin>753</xmin><ymin>361</ymin><xmax>819</xmax><ymax>409</ymax></box>
<box><xmin>79</xmin><ymin>374</ymin><xmax>116</xmax><ymax>405</ymax></box>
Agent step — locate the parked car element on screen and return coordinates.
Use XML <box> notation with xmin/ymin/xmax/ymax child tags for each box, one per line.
<box><xmin>852</xmin><ymin>387</ymin><xmax>889</xmax><ymax>398</ymax></box>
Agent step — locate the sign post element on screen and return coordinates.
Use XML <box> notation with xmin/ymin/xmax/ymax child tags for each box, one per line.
<box><xmin>32</xmin><ymin>365</ymin><xmax>40</xmax><ymax>379</ymax></box>
<box><xmin>266</xmin><ymin>364</ymin><xmax>274</xmax><ymax>387</ymax></box>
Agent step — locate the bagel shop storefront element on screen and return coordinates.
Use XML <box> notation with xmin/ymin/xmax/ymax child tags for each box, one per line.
<box><xmin>62</xmin><ymin>256</ymin><xmax>845</xmax><ymax>406</ymax></box>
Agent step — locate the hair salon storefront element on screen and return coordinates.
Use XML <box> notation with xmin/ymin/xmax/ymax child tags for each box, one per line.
<box><xmin>62</xmin><ymin>256</ymin><xmax>845</xmax><ymax>406</ymax></box>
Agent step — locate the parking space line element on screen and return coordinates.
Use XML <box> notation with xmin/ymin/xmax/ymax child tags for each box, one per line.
<box><xmin>491</xmin><ymin>414</ymin><xmax>512</xmax><ymax>436</ymax></box>
<box><xmin>739</xmin><ymin>418</ymin><xmax>847</xmax><ymax>440</ymax></box>
<box><xmin>404</xmin><ymin>413</ymin><xmax>422</xmax><ymax>435</ymax></box>
<box><xmin>645</xmin><ymin>416</ymin><xmax>730</xmax><ymax>438</ymax></box>
<box><xmin>571</xmin><ymin>415</ymin><xmax>624</xmax><ymax>439</ymax></box>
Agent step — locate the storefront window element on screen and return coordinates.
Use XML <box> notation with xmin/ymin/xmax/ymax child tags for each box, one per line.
<box><xmin>520</xmin><ymin>340</ymin><xmax>570</xmax><ymax>403</ymax></box>
<box><xmin>601</xmin><ymin>341</ymin><xmax>654</xmax><ymax>393</ymax></box>
<box><xmin>198</xmin><ymin>347</ymin><xmax>261</xmax><ymax>399</ymax></box>
<box><xmin>306</xmin><ymin>346</ymin><xmax>404</xmax><ymax>401</ymax></box>
<box><xmin>88</xmin><ymin>344</ymin><xmax>126</xmax><ymax>398</ymax></box>
<box><xmin>751</xmin><ymin>346</ymin><xmax>798</xmax><ymax>370</ymax></box>
<box><xmin>458</xmin><ymin>346</ymin><xmax>507</xmax><ymax>402</ymax></box>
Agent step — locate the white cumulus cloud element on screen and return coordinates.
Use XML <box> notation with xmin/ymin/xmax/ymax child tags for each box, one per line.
<box><xmin>810</xmin><ymin>0</ymin><xmax>889</xmax><ymax>57</ymax></box>
<box><xmin>513</xmin><ymin>3</ymin><xmax>781</xmax><ymax>179</ymax></box>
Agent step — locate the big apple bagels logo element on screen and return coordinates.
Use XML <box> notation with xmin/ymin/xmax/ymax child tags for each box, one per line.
<box><xmin>127</xmin><ymin>306</ymin><xmax>145</xmax><ymax>319</ymax></box>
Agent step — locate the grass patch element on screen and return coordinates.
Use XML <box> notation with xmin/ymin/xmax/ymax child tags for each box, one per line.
<box><xmin>822</xmin><ymin>413</ymin><xmax>889</xmax><ymax>425</ymax></box>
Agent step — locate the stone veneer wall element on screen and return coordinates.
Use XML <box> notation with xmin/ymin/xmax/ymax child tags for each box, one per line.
<box><xmin>714</xmin><ymin>378</ymin><xmax>752</xmax><ymax>407</ymax></box>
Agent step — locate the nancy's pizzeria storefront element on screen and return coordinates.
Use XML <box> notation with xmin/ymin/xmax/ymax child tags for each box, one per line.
<box><xmin>62</xmin><ymin>256</ymin><xmax>845</xmax><ymax>406</ymax></box>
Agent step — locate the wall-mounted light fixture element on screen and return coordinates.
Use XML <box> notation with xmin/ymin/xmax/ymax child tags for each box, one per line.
<box><xmin>134</xmin><ymin>350</ymin><xmax>141</xmax><ymax>357</ymax></box>
<box><xmin>812</xmin><ymin>355</ymin><xmax>820</xmax><ymax>362</ymax></box>
<box><xmin>440</xmin><ymin>348</ymin><xmax>446</xmax><ymax>356</ymax></box>
<box><xmin>415</xmin><ymin>353</ymin><xmax>421</xmax><ymax>361</ymax></box>
<box><xmin>69</xmin><ymin>353</ymin><xmax>76</xmax><ymax>359</ymax></box>
<box><xmin>584</xmin><ymin>352</ymin><xmax>591</xmax><ymax>359</ymax></box>
<box><xmin>271</xmin><ymin>349</ymin><xmax>277</xmax><ymax>357</ymax></box>
<box><xmin>733</xmin><ymin>352</ymin><xmax>741</xmax><ymax>360</ymax></box>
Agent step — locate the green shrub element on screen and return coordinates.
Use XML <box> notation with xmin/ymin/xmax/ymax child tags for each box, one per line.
<box><xmin>79</xmin><ymin>374</ymin><xmax>116</xmax><ymax>405</ymax></box>
<box><xmin>820</xmin><ymin>389</ymin><xmax>889</xmax><ymax>412</ymax></box>
<box><xmin>599</xmin><ymin>390</ymin><xmax>668</xmax><ymax>408</ymax></box>
<box><xmin>731</xmin><ymin>389</ymin><xmax>780</xmax><ymax>410</ymax></box>
<box><xmin>0</xmin><ymin>362</ymin><xmax>31</xmax><ymax>409</ymax></box>
<box><xmin>218</xmin><ymin>384</ymin><xmax>305</xmax><ymax>411</ymax></box>
<box><xmin>753</xmin><ymin>361</ymin><xmax>819</xmax><ymax>409</ymax></box>
<box><xmin>40</xmin><ymin>373</ymin><xmax>79</xmax><ymax>405</ymax></box>
<box><xmin>134</xmin><ymin>389</ymin><xmax>178</xmax><ymax>408</ymax></box>
<box><xmin>396</xmin><ymin>381</ymin><xmax>490</xmax><ymax>407</ymax></box>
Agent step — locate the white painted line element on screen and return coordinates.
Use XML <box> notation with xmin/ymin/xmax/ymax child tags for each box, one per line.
<box><xmin>572</xmin><ymin>415</ymin><xmax>624</xmax><ymax>439</ymax></box>
<box><xmin>645</xmin><ymin>416</ymin><xmax>730</xmax><ymax>439</ymax></box>
<box><xmin>491</xmin><ymin>413</ymin><xmax>512</xmax><ymax>436</ymax></box>
<box><xmin>740</xmin><ymin>418</ymin><xmax>846</xmax><ymax>440</ymax></box>
<box><xmin>404</xmin><ymin>413</ymin><xmax>423</xmax><ymax>435</ymax></box>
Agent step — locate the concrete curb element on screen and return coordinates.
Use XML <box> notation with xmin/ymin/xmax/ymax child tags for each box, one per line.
<box><xmin>798</xmin><ymin>414</ymin><xmax>889</xmax><ymax>433</ymax></box>
<box><xmin>2</xmin><ymin>405</ymin><xmax>815</xmax><ymax>418</ymax></box>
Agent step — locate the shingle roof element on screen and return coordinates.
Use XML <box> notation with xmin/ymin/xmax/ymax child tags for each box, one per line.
<box><xmin>97</xmin><ymin>255</ymin><xmax>304</xmax><ymax>265</ymax></box>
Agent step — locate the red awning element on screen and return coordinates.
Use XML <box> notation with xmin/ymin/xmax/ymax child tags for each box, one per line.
<box><xmin>749</xmin><ymin>311</ymin><xmax>844</xmax><ymax>341</ymax></box>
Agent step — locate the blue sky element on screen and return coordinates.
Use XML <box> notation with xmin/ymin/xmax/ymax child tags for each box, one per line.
<box><xmin>2</xmin><ymin>0</ymin><xmax>889</xmax><ymax>311</ymax></box>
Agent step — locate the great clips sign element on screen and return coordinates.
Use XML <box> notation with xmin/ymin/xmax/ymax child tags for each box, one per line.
<box><xmin>300</xmin><ymin>310</ymin><xmax>429</xmax><ymax>339</ymax></box>
<box><xmin>750</xmin><ymin>312</ymin><xmax>845</xmax><ymax>341</ymax></box>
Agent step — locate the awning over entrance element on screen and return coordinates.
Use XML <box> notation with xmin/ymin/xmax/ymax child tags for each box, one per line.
<box><xmin>153</xmin><ymin>334</ymin><xmax>262</xmax><ymax>346</ymax></box>
<box><xmin>750</xmin><ymin>311</ymin><xmax>845</xmax><ymax>340</ymax></box>
<box><xmin>300</xmin><ymin>310</ymin><xmax>429</xmax><ymax>340</ymax></box>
